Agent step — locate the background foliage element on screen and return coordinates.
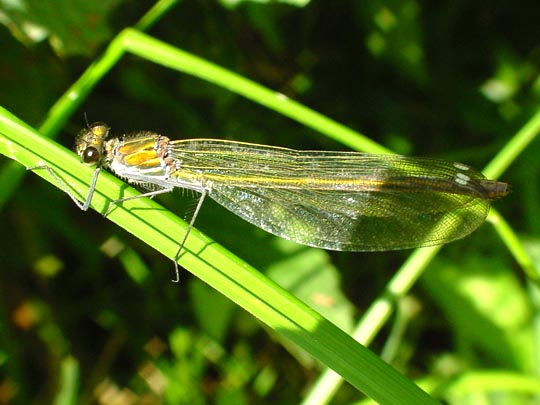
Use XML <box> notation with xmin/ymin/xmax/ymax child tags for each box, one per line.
<box><xmin>1</xmin><ymin>0</ymin><xmax>539</xmax><ymax>404</ymax></box>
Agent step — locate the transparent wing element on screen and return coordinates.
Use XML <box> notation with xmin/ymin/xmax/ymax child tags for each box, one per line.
<box><xmin>166</xmin><ymin>139</ymin><xmax>506</xmax><ymax>251</ymax></box>
<box><xmin>208</xmin><ymin>184</ymin><xmax>489</xmax><ymax>251</ymax></box>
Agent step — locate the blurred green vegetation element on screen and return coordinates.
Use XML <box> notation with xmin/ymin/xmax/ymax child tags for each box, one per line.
<box><xmin>1</xmin><ymin>0</ymin><xmax>539</xmax><ymax>404</ymax></box>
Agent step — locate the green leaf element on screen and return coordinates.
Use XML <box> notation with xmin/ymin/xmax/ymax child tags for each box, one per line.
<box><xmin>423</xmin><ymin>255</ymin><xmax>535</xmax><ymax>372</ymax></box>
<box><xmin>0</xmin><ymin>0</ymin><xmax>124</xmax><ymax>56</ymax></box>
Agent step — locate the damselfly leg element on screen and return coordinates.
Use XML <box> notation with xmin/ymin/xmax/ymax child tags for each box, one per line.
<box><xmin>27</xmin><ymin>164</ymin><xmax>101</xmax><ymax>211</ymax></box>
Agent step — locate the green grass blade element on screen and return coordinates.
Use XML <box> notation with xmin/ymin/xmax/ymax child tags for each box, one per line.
<box><xmin>119</xmin><ymin>28</ymin><xmax>391</xmax><ymax>154</ymax></box>
<box><xmin>302</xmin><ymin>245</ymin><xmax>443</xmax><ymax>405</ymax></box>
<box><xmin>0</xmin><ymin>107</ymin><xmax>437</xmax><ymax>405</ymax></box>
<box><xmin>134</xmin><ymin>0</ymin><xmax>181</xmax><ymax>31</ymax></box>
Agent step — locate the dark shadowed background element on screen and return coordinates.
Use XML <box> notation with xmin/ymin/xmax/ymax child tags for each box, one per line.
<box><xmin>0</xmin><ymin>1</ymin><xmax>539</xmax><ymax>403</ymax></box>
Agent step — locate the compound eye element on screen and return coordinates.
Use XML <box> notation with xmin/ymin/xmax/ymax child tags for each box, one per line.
<box><xmin>82</xmin><ymin>146</ymin><xmax>100</xmax><ymax>164</ymax></box>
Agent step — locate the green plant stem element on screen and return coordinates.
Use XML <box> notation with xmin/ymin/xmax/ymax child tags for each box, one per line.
<box><xmin>302</xmin><ymin>246</ymin><xmax>442</xmax><ymax>405</ymax></box>
<box><xmin>483</xmin><ymin>110</ymin><xmax>540</xmax><ymax>179</ymax></box>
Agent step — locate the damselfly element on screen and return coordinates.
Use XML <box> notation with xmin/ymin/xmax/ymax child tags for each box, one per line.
<box><xmin>68</xmin><ymin>122</ymin><xmax>509</xmax><ymax>281</ymax></box>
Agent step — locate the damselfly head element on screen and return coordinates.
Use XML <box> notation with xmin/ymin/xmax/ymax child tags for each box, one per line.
<box><xmin>75</xmin><ymin>122</ymin><xmax>111</xmax><ymax>166</ymax></box>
